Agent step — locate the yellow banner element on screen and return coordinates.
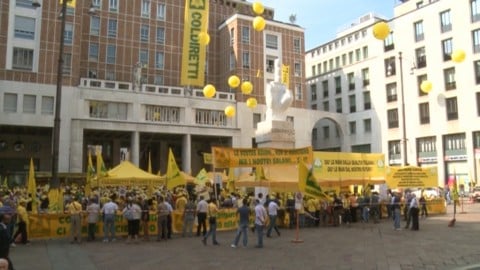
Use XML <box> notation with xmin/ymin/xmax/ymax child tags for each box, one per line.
<box><xmin>281</xmin><ymin>64</ymin><xmax>289</xmax><ymax>87</ymax></box>
<box><xmin>313</xmin><ymin>152</ymin><xmax>385</xmax><ymax>182</ymax></box>
<box><xmin>212</xmin><ymin>147</ymin><xmax>313</xmax><ymax>168</ymax></box>
<box><xmin>386</xmin><ymin>166</ymin><xmax>438</xmax><ymax>188</ymax></box>
<box><xmin>203</xmin><ymin>153</ymin><xmax>212</xmax><ymax>164</ymax></box>
<box><xmin>28</xmin><ymin>209</ymin><xmax>239</xmax><ymax>239</ymax></box>
<box><xmin>60</xmin><ymin>0</ymin><xmax>76</xmax><ymax>8</ymax></box>
<box><xmin>180</xmin><ymin>0</ymin><xmax>209</xmax><ymax>86</ymax></box>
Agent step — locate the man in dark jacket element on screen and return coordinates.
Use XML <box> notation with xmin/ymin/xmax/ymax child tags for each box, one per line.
<box><xmin>0</xmin><ymin>206</ymin><xmax>15</xmax><ymax>270</ymax></box>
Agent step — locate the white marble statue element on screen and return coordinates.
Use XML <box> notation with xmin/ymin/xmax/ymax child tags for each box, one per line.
<box><xmin>265</xmin><ymin>59</ymin><xmax>293</xmax><ymax>122</ymax></box>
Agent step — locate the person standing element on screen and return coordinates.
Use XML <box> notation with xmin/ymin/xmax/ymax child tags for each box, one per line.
<box><xmin>13</xmin><ymin>199</ymin><xmax>29</xmax><ymax>245</ymax></box>
<box><xmin>101</xmin><ymin>197</ymin><xmax>118</xmax><ymax>242</ymax></box>
<box><xmin>231</xmin><ymin>198</ymin><xmax>250</xmax><ymax>248</ymax></box>
<box><xmin>419</xmin><ymin>194</ymin><xmax>428</xmax><ymax>218</ymax></box>
<box><xmin>266</xmin><ymin>198</ymin><xmax>280</xmax><ymax>237</ymax></box>
<box><xmin>202</xmin><ymin>198</ymin><xmax>219</xmax><ymax>245</ymax></box>
<box><xmin>332</xmin><ymin>194</ymin><xmax>343</xmax><ymax>226</ymax></box>
<box><xmin>66</xmin><ymin>196</ymin><xmax>83</xmax><ymax>244</ymax></box>
<box><xmin>196</xmin><ymin>196</ymin><xmax>208</xmax><ymax>237</ymax></box>
<box><xmin>409</xmin><ymin>193</ymin><xmax>420</xmax><ymax>231</ymax></box>
<box><xmin>86</xmin><ymin>197</ymin><xmax>100</xmax><ymax>242</ymax></box>
<box><xmin>182</xmin><ymin>196</ymin><xmax>196</xmax><ymax>237</ymax></box>
<box><xmin>254</xmin><ymin>199</ymin><xmax>267</xmax><ymax>248</ymax></box>
<box><xmin>140</xmin><ymin>196</ymin><xmax>151</xmax><ymax>241</ymax></box>
<box><xmin>0</xmin><ymin>207</ymin><xmax>15</xmax><ymax>270</ymax></box>
<box><xmin>392</xmin><ymin>192</ymin><xmax>402</xmax><ymax>230</ymax></box>
<box><xmin>156</xmin><ymin>196</ymin><xmax>169</xmax><ymax>241</ymax></box>
<box><xmin>123</xmin><ymin>197</ymin><xmax>141</xmax><ymax>243</ymax></box>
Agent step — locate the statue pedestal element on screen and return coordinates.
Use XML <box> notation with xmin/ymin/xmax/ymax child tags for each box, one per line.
<box><xmin>255</xmin><ymin>120</ymin><xmax>295</xmax><ymax>148</ymax></box>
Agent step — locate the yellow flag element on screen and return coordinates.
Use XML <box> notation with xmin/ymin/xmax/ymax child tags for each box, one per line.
<box><xmin>60</xmin><ymin>0</ymin><xmax>76</xmax><ymax>8</ymax></box>
<box><xmin>96</xmin><ymin>149</ymin><xmax>107</xmax><ymax>181</ymax></box>
<box><xmin>148</xmin><ymin>151</ymin><xmax>152</xmax><ymax>174</ymax></box>
<box><xmin>194</xmin><ymin>168</ymin><xmax>209</xmax><ymax>186</ymax></box>
<box><xmin>166</xmin><ymin>148</ymin><xmax>185</xmax><ymax>190</ymax></box>
<box><xmin>85</xmin><ymin>152</ymin><xmax>95</xmax><ymax>197</ymax></box>
<box><xmin>226</xmin><ymin>167</ymin><xmax>235</xmax><ymax>193</ymax></box>
<box><xmin>27</xmin><ymin>158</ymin><xmax>37</xmax><ymax>214</ymax></box>
<box><xmin>255</xmin><ymin>166</ymin><xmax>266</xmax><ymax>181</ymax></box>
<box><xmin>298</xmin><ymin>162</ymin><xmax>329</xmax><ymax>200</ymax></box>
<box><xmin>281</xmin><ymin>64</ymin><xmax>289</xmax><ymax>87</ymax></box>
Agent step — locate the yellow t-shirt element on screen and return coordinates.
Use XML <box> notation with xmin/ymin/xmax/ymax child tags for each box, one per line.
<box><xmin>66</xmin><ymin>201</ymin><xmax>82</xmax><ymax>215</ymax></box>
<box><xmin>208</xmin><ymin>202</ymin><xmax>218</xmax><ymax>218</ymax></box>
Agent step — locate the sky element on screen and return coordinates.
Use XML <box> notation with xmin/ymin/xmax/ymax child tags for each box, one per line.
<box><xmin>259</xmin><ymin>0</ymin><xmax>397</xmax><ymax>50</ymax></box>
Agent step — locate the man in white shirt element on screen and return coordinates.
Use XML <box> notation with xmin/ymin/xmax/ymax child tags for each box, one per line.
<box><xmin>266</xmin><ymin>199</ymin><xmax>280</xmax><ymax>237</ymax></box>
<box><xmin>101</xmin><ymin>198</ymin><xmax>118</xmax><ymax>242</ymax></box>
<box><xmin>196</xmin><ymin>196</ymin><xmax>208</xmax><ymax>237</ymax></box>
<box><xmin>254</xmin><ymin>199</ymin><xmax>267</xmax><ymax>248</ymax></box>
<box><xmin>409</xmin><ymin>193</ymin><xmax>420</xmax><ymax>231</ymax></box>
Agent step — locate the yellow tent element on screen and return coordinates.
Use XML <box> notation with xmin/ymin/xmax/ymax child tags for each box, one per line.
<box><xmin>98</xmin><ymin>161</ymin><xmax>165</xmax><ymax>187</ymax></box>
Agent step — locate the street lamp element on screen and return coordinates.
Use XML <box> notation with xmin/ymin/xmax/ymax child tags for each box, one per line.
<box><xmin>398</xmin><ymin>51</ymin><xmax>408</xmax><ymax>166</ymax></box>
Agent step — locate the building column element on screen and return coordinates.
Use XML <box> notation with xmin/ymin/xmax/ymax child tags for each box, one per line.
<box><xmin>182</xmin><ymin>134</ymin><xmax>191</xmax><ymax>174</ymax></box>
<box><xmin>131</xmin><ymin>131</ymin><xmax>140</xmax><ymax>166</ymax></box>
<box><xmin>69</xmin><ymin>121</ymin><xmax>83</xmax><ymax>173</ymax></box>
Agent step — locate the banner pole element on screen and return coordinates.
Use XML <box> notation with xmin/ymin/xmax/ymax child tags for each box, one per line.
<box><xmin>291</xmin><ymin>209</ymin><xmax>303</xmax><ymax>243</ymax></box>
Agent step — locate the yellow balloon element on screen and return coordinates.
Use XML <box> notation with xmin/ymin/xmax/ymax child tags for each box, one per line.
<box><xmin>451</xmin><ymin>49</ymin><xmax>466</xmax><ymax>63</ymax></box>
<box><xmin>203</xmin><ymin>84</ymin><xmax>216</xmax><ymax>98</ymax></box>
<box><xmin>420</xmin><ymin>80</ymin><xmax>433</xmax><ymax>93</ymax></box>
<box><xmin>252</xmin><ymin>2</ymin><xmax>264</xmax><ymax>15</ymax></box>
<box><xmin>253</xmin><ymin>16</ymin><xmax>266</xmax><ymax>32</ymax></box>
<box><xmin>246</xmin><ymin>97</ymin><xmax>257</xmax><ymax>108</ymax></box>
<box><xmin>241</xmin><ymin>81</ymin><xmax>253</xmax><ymax>94</ymax></box>
<box><xmin>224</xmin><ymin>105</ymin><xmax>235</xmax><ymax>117</ymax></box>
<box><xmin>198</xmin><ymin>32</ymin><xmax>210</xmax><ymax>46</ymax></box>
<box><xmin>228</xmin><ymin>75</ymin><xmax>240</xmax><ymax>88</ymax></box>
<box><xmin>372</xmin><ymin>21</ymin><xmax>390</xmax><ymax>40</ymax></box>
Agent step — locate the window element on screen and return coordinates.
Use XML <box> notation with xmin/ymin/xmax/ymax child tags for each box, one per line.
<box><xmin>61</xmin><ymin>23</ymin><xmax>73</xmax><ymax>45</ymax></box>
<box><xmin>355</xmin><ymin>49</ymin><xmax>361</xmax><ymax>62</ymax></box>
<box><xmin>157</xmin><ymin>3</ymin><xmax>166</xmax><ymax>20</ymax></box>
<box><xmin>419</xmin><ymin>102</ymin><xmax>430</xmax><ymax>124</ymax></box>
<box><xmin>361</xmin><ymin>68</ymin><xmax>369</xmax><ymax>86</ymax></box>
<box><xmin>294</xmin><ymin>84</ymin><xmax>303</xmax><ymax>101</ymax></box>
<box><xmin>154</xmin><ymin>75</ymin><xmax>163</xmax><ymax>85</ymax></box>
<box><xmin>294</xmin><ymin>62</ymin><xmax>301</xmax><ymax>76</ymax></box>
<box><xmin>414</xmin><ymin>20</ymin><xmax>424</xmax><ymax>42</ymax></box>
<box><xmin>364</xmin><ymin>119</ymin><xmax>371</xmax><ymax>133</ymax></box>
<box><xmin>14</xmin><ymin>16</ymin><xmax>35</xmax><ymax>40</ymax></box>
<box><xmin>90</xmin><ymin>16</ymin><xmax>100</xmax><ymax>35</ymax></box>
<box><xmin>16</xmin><ymin>0</ymin><xmax>36</xmax><ymax>8</ymax></box>
<box><xmin>386</xmin><ymin>83</ymin><xmax>397</xmax><ymax>102</ymax></box>
<box><xmin>334</xmin><ymin>76</ymin><xmax>341</xmax><ymax>94</ymax></box>
<box><xmin>417</xmin><ymin>137</ymin><xmax>437</xmax><ymax>153</ymax></box>
<box><xmin>88</xmin><ymin>43</ymin><xmax>99</xmax><ymax>61</ymax></box>
<box><xmin>41</xmin><ymin>96</ymin><xmax>54</xmax><ymax>115</ymax></box>
<box><xmin>311</xmin><ymin>104</ymin><xmax>317</xmax><ymax>110</ymax></box>
<box><xmin>145</xmin><ymin>105</ymin><xmax>180</xmax><ymax>123</ymax></box>
<box><xmin>384</xmin><ymin>33</ymin><xmax>394</xmax><ymax>51</ymax></box>
<box><xmin>62</xmin><ymin>53</ymin><xmax>72</xmax><ymax>74</ymax></box>
<box><xmin>23</xmin><ymin>94</ymin><xmax>36</xmax><ymax>114</ymax></box>
<box><xmin>329</xmin><ymin>59</ymin><xmax>333</xmax><ymax>70</ymax></box>
<box><xmin>195</xmin><ymin>109</ymin><xmax>227</xmax><ymax>126</ymax></box>
<box><xmin>473</xmin><ymin>29</ymin><xmax>480</xmax><ymax>53</ymax></box>
<box><xmin>310</xmin><ymin>84</ymin><xmax>317</xmax><ymax>101</ymax></box>
<box><xmin>477</xmin><ymin>92</ymin><xmax>480</xmax><ymax>116</ymax></box>
<box><xmin>89</xmin><ymin>101</ymin><xmax>128</xmax><ymax>120</ymax></box>
<box><xmin>155</xmin><ymin>52</ymin><xmax>164</xmax><ymax>69</ymax></box>
<box><xmin>108</xmin><ymin>19</ymin><xmax>117</xmax><ymax>38</ymax></box>
<box><xmin>389</xmin><ymin>140</ymin><xmax>401</xmax><ymax>164</ymax></box>
<box><xmin>322</xmin><ymin>126</ymin><xmax>330</xmax><ymax>139</ymax></box>
<box><xmin>472</xmin><ymin>0</ymin><xmax>480</xmax><ymax>22</ymax></box>
<box><xmin>141</xmin><ymin>0</ymin><xmax>150</xmax><ymax>17</ymax></box>
<box><xmin>335</xmin><ymin>98</ymin><xmax>342</xmax><ymax>113</ymax></box>
<box><xmin>322</xmin><ymin>80</ymin><xmax>329</xmax><ymax>98</ymax></box>
<box><xmin>323</xmin><ymin>101</ymin><xmax>329</xmax><ymax>111</ymax></box>
<box><xmin>362</xmin><ymin>46</ymin><xmax>368</xmax><ymax>59</ymax></box>
<box><xmin>266</xmin><ymin>34</ymin><xmax>278</xmax><ymax>49</ymax></box>
<box><xmin>311</xmin><ymin>65</ymin><xmax>316</xmax><ymax>76</ymax></box>
<box><xmin>341</xmin><ymin>54</ymin><xmax>346</xmax><ymax>66</ymax></box>
<box><xmin>415</xmin><ymin>47</ymin><xmax>426</xmax><ymax>68</ymax></box>
<box><xmin>293</xmin><ymin>38</ymin><xmax>301</xmax><ymax>53</ymax></box>
<box><xmin>242</xmin><ymin>26</ymin><xmax>250</xmax><ymax>44</ymax></box>
<box><xmin>317</xmin><ymin>63</ymin><xmax>322</xmax><ymax>74</ymax></box>
<box><xmin>4</xmin><ymin>93</ymin><xmax>18</xmax><ymax>113</ymax></box>
<box><xmin>446</xmin><ymin>97</ymin><xmax>458</xmax><ymax>120</ymax></box>
<box><xmin>139</xmin><ymin>49</ymin><xmax>149</xmax><ymax>65</ymax></box>
<box><xmin>92</xmin><ymin>0</ymin><xmax>101</xmax><ymax>8</ymax></box>
<box><xmin>442</xmin><ymin>38</ymin><xmax>452</xmax><ymax>61</ymax></box>
<box><xmin>109</xmin><ymin>0</ymin><xmax>118</xmax><ymax>12</ymax></box>
<box><xmin>475</xmin><ymin>60</ymin><xmax>480</xmax><ymax>84</ymax></box>
<box><xmin>253</xmin><ymin>113</ymin><xmax>262</xmax><ymax>128</ymax></box>
<box><xmin>12</xmin><ymin>47</ymin><xmax>34</xmax><ymax>70</ymax></box>
<box><xmin>440</xmin><ymin>10</ymin><xmax>452</xmax><ymax>33</ymax></box>
<box><xmin>347</xmin><ymin>72</ymin><xmax>355</xmax><ymax>90</ymax></box>
<box><xmin>349</xmin><ymin>121</ymin><xmax>356</xmax><ymax>135</ymax></box>
<box><xmin>229</xmin><ymin>51</ymin><xmax>236</xmax><ymax>70</ymax></box>
<box><xmin>363</xmin><ymin>92</ymin><xmax>371</xmax><ymax>110</ymax></box>
<box><xmin>385</xmin><ymin>57</ymin><xmax>396</xmax><ymax>76</ymax></box>
<box><xmin>444</xmin><ymin>133</ymin><xmax>466</xmax><ymax>151</ymax></box>
<box><xmin>106</xmin><ymin>71</ymin><xmax>115</xmax><ymax>81</ymax></box>
<box><xmin>140</xmin><ymin>25</ymin><xmax>149</xmax><ymax>42</ymax></box>
<box><xmin>387</xmin><ymin>109</ymin><xmax>399</xmax><ymax>128</ymax></box>
<box><xmin>242</xmin><ymin>52</ymin><xmax>250</xmax><ymax>68</ymax></box>
<box><xmin>266</xmin><ymin>57</ymin><xmax>275</xmax><ymax>73</ymax></box>
<box><xmin>156</xmin><ymin>27</ymin><xmax>165</xmax><ymax>44</ymax></box>
<box><xmin>230</xmin><ymin>28</ymin><xmax>235</xmax><ymax>45</ymax></box>
<box><xmin>106</xmin><ymin>45</ymin><xmax>116</xmax><ymax>64</ymax></box>
<box><xmin>444</xmin><ymin>67</ymin><xmax>456</xmax><ymax>90</ymax></box>
<box><xmin>414</xmin><ymin>75</ymin><xmax>429</xmax><ymax>98</ymax></box>
<box><xmin>335</xmin><ymin>57</ymin><xmax>340</xmax><ymax>68</ymax></box>
<box><xmin>349</xmin><ymin>94</ymin><xmax>356</xmax><ymax>113</ymax></box>
<box><xmin>348</xmin><ymin>52</ymin><xmax>354</xmax><ymax>64</ymax></box>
